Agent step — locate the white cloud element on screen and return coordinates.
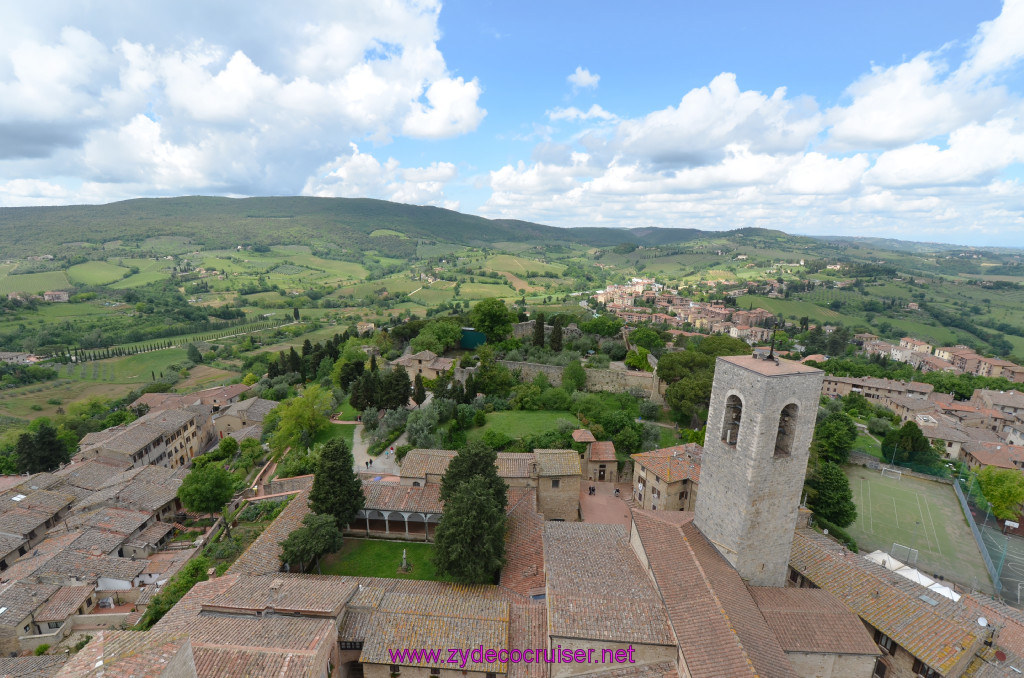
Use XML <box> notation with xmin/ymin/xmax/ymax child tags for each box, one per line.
<box><xmin>568</xmin><ymin>66</ymin><xmax>599</xmax><ymax>90</ymax></box>
<box><xmin>0</xmin><ymin>0</ymin><xmax>483</xmax><ymax>201</ymax></box>
<box><xmin>613</xmin><ymin>73</ymin><xmax>822</xmax><ymax>165</ymax></box>
<box><xmin>957</xmin><ymin>0</ymin><xmax>1024</xmax><ymax>81</ymax></box>
<box><xmin>547</xmin><ymin>104</ymin><xmax>617</xmax><ymax>123</ymax></box>
<box><xmin>302</xmin><ymin>143</ymin><xmax>458</xmax><ymax>208</ymax></box>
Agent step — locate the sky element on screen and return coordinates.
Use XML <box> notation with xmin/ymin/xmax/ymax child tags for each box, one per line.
<box><xmin>1</xmin><ymin>1</ymin><xmax>1023</xmax><ymax>246</ymax></box>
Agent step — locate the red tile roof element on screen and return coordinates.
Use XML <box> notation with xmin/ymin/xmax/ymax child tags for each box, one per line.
<box><xmin>748</xmin><ymin>587</ymin><xmax>879</xmax><ymax>656</ymax></box>
<box><xmin>589</xmin><ymin>441</ymin><xmax>617</xmax><ymax>462</ymax></box>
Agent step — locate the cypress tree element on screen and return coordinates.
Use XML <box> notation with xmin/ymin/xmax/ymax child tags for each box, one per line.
<box><xmin>533</xmin><ymin>312</ymin><xmax>546</xmax><ymax>347</ymax></box>
<box><xmin>309</xmin><ymin>438</ymin><xmax>364</xmax><ymax>529</ymax></box>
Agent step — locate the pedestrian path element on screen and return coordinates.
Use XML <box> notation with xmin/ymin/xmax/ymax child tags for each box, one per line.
<box><xmin>349</xmin><ymin>424</ymin><xmax>402</xmax><ymax>475</ymax></box>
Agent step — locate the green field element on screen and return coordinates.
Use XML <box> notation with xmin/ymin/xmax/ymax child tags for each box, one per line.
<box><xmin>313</xmin><ymin>423</ymin><xmax>355</xmax><ymax>450</ymax></box>
<box><xmin>468</xmin><ymin>410</ymin><xmax>580</xmax><ymax>441</ymax></box>
<box><xmin>0</xmin><ymin>270</ymin><xmax>69</xmax><ymax>294</ymax></box>
<box><xmin>844</xmin><ymin>465</ymin><xmax>993</xmax><ymax>593</ymax></box>
<box><xmin>319</xmin><ymin>539</ymin><xmax>443</xmax><ymax>580</ymax></box>
<box><xmin>486</xmin><ymin>254</ymin><xmax>564</xmax><ymax>276</ymax></box>
<box><xmin>68</xmin><ymin>261</ymin><xmax>130</xmax><ymax>285</ymax></box>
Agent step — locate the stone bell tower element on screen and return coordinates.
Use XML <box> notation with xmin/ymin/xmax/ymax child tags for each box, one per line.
<box><xmin>693</xmin><ymin>353</ymin><xmax>823</xmax><ymax>586</ymax></box>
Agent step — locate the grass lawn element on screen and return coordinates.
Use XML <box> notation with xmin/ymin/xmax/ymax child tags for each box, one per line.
<box><xmin>657</xmin><ymin>427</ymin><xmax>679</xmax><ymax>448</ymax></box>
<box><xmin>67</xmin><ymin>261</ymin><xmax>130</xmax><ymax>285</ymax></box>
<box><xmin>314</xmin><ymin>423</ymin><xmax>355</xmax><ymax>450</ymax></box>
<box><xmin>319</xmin><ymin>539</ymin><xmax>445</xmax><ymax>580</ymax></box>
<box><xmin>852</xmin><ymin>432</ymin><xmax>883</xmax><ymax>459</ymax></box>
<box><xmin>335</xmin><ymin>397</ymin><xmax>360</xmax><ymax>421</ymax></box>
<box><xmin>467</xmin><ymin>410</ymin><xmax>580</xmax><ymax>441</ymax></box>
<box><xmin>844</xmin><ymin>464</ymin><xmax>993</xmax><ymax>593</ymax></box>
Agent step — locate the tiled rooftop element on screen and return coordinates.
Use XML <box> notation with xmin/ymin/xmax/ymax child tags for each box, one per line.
<box><xmin>227</xmin><ymin>491</ymin><xmax>309</xmax><ymax>576</ymax></box>
<box><xmin>68</xmin><ymin>529</ymin><xmax>126</xmax><ymax>556</ymax></box>
<box><xmin>533</xmin><ymin>449</ymin><xmax>582</xmax><ymax>476</ymax></box>
<box><xmin>0</xmin><ymin>507</ymin><xmax>50</xmax><ymax>537</ymax></box>
<box><xmin>0</xmin><ymin>581</ymin><xmax>60</xmax><ymax>625</ymax></box>
<box><xmin>34</xmin><ymin>584</ymin><xmax>95</xmax><ymax>622</ymax></box>
<box><xmin>631</xmin><ymin>510</ymin><xmax>796</xmax><ymax>678</ymax></box>
<box><xmin>573</xmin><ymin>429</ymin><xmax>597</xmax><ymax>443</ymax></box>
<box><xmin>35</xmin><ymin>549</ymin><xmax>148</xmax><ymax>583</ymax></box>
<box><xmin>543</xmin><ymin>522</ymin><xmax>673</xmax><ymax>646</ymax></box>
<box><xmin>0</xmin><ymin>655</ymin><xmax>67</xmax><ymax>677</ymax></box>
<box><xmin>790</xmin><ymin>527</ymin><xmax>981</xmax><ymax>675</ymax></box>
<box><xmin>495</xmin><ymin>452</ymin><xmax>535</xmax><ymax>478</ymax></box>
<box><xmin>54</xmin><ymin>629</ymin><xmax>191</xmax><ymax>677</ymax></box>
<box><xmin>748</xmin><ymin>587</ymin><xmax>879</xmax><ymax>656</ymax></box>
<box><xmin>362</xmin><ymin>481</ymin><xmax>443</xmax><ymax>514</ymax></box>
<box><xmin>399</xmin><ymin>449</ymin><xmax>457</xmax><ymax>478</ymax></box>
<box><xmin>204</xmin><ymin>574</ymin><xmax>356</xmax><ymax>617</ymax></box>
<box><xmin>66</xmin><ymin>507</ymin><xmax>151</xmax><ymax>536</ymax></box>
<box><xmin>500</xmin><ymin>491</ymin><xmax>544</xmax><ymax>596</ymax></box>
<box><xmin>631</xmin><ymin>444</ymin><xmax>702</xmax><ymax>483</ymax></box>
<box><xmin>589</xmin><ymin>441</ymin><xmax>617</xmax><ymax>462</ymax></box>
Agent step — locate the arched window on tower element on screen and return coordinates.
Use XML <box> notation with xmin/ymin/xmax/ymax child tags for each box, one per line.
<box><xmin>774</xmin><ymin>404</ymin><xmax>798</xmax><ymax>457</ymax></box>
<box><xmin>721</xmin><ymin>395</ymin><xmax>743</xmax><ymax>446</ymax></box>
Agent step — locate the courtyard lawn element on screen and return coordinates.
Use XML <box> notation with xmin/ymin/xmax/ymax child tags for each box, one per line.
<box><xmin>335</xmin><ymin>397</ymin><xmax>360</xmax><ymax>421</ymax></box>
<box><xmin>467</xmin><ymin>410</ymin><xmax>580</xmax><ymax>441</ymax></box>
<box><xmin>844</xmin><ymin>464</ymin><xmax>993</xmax><ymax>593</ymax></box>
<box><xmin>314</xmin><ymin>423</ymin><xmax>355</xmax><ymax>450</ymax></box>
<box><xmin>852</xmin><ymin>432</ymin><xmax>883</xmax><ymax>459</ymax></box>
<box><xmin>658</xmin><ymin>426</ymin><xmax>679</xmax><ymax>448</ymax></box>
<box><xmin>319</xmin><ymin>539</ymin><xmax>444</xmax><ymax>580</ymax></box>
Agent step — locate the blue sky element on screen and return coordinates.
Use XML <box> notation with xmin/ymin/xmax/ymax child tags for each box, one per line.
<box><xmin>0</xmin><ymin>1</ymin><xmax>1022</xmax><ymax>245</ymax></box>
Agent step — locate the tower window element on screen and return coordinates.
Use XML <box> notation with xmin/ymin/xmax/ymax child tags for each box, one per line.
<box><xmin>774</xmin><ymin>404</ymin><xmax>798</xmax><ymax>457</ymax></box>
<box><xmin>721</xmin><ymin>395</ymin><xmax>743</xmax><ymax>446</ymax></box>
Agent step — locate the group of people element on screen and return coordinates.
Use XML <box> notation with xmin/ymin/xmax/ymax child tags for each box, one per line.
<box><xmin>586</xmin><ymin>485</ymin><xmax>620</xmax><ymax>497</ymax></box>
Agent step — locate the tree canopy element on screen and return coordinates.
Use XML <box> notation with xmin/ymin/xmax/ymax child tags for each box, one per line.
<box><xmin>14</xmin><ymin>422</ymin><xmax>69</xmax><ymax>474</ymax></box>
<box><xmin>177</xmin><ymin>464</ymin><xmax>235</xmax><ymax>516</ymax></box>
<box><xmin>279</xmin><ymin>513</ymin><xmax>344</xmax><ymax>573</ymax></box>
<box><xmin>807</xmin><ymin>461</ymin><xmax>857</xmax><ymax>528</ymax></box>
<box><xmin>269</xmin><ymin>384</ymin><xmax>334</xmax><ymax>453</ymax></box>
<box><xmin>470</xmin><ymin>298</ymin><xmax>515</xmax><ymax>343</ymax></box>
<box><xmin>309</xmin><ymin>438</ymin><xmax>364</xmax><ymax>528</ymax></box>
<box><xmin>813</xmin><ymin>411</ymin><xmax>858</xmax><ymax>464</ymax></box>
<box><xmin>439</xmin><ymin>441</ymin><xmax>508</xmax><ymax>509</ymax></box>
<box><xmin>978</xmin><ymin>466</ymin><xmax>1024</xmax><ymax>520</ymax></box>
<box><xmin>409</xmin><ymin>319</ymin><xmax>463</xmax><ymax>355</ymax></box>
<box><xmin>433</xmin><ymin>475</ymin><xmax>507</xmax><ymax>584</ymax></box>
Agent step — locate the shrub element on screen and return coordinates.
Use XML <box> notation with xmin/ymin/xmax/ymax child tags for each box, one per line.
<box><xmin>73</xmin><ymin>635</ymin><xmax>93</xmax><ymax>652</ymax></box>
<box><xmin>34</xmin><ymin>644</ymin><xmax>50</xmax><ymax>655</ymax></box>
<box><xmin>867</xmin><ymin>417</ymin><xmax>892</xmax><ymax>436</ymax></box>
<box><xmin>395</xmin><ymin>444</ymin><xmax>414</xmax><ymax>461</ymax></box>
<box><xmin>813</xmin><ymin>515</ymin><xmax>858</xmax><ymax>552</ymax></box>
<box><xmin>482</xmin><ymin>429</ymin><xmax>512</xmax><ymax>450</ymax></box>
<box><xmin>638</xmin><ymin>401</ymin><xmax>660</xmax><ymax>420</ymax></box>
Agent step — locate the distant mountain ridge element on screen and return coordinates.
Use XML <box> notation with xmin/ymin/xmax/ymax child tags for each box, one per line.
<box><xmin>0</xmin><ymin>195</ymin><xmax>1004</xmax><ymax>255</ymax></box>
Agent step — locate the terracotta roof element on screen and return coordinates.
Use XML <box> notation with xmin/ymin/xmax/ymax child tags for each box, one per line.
<box><xmin>495</xmin><ymin>452</ymin><xmax>535</xmax><ymax>478</ymax></box>
<box><xmin>227</xmin><ymin>491</ymin><xmax>308</xmax><ymax>576</ymax></box>
<box><xmin>0</xmin><ymin>533</ymin><xmax>25</xmax><ymax>557</ymax></box>
<box><xmin>363</xmin><ymin>481</ymin><xmax>443</xmax><ymax>514</ymax></box>
<box><xmin>0</xmin><ymin>507</ymin><xmax>50</xmax><ymax>537</ymax></box>
<box><xmin>748</xmin><ymin>587</ymin><xmax>879</xmax><ymax>655</ymax></box>
<box><xmin>152</xmin><ymin>575</ymin><xmax>241</xmax><ymax>634</ymax></box>
<box><xmin>533</xmin><ymin>449</ymin><xmax>581</xmax><ymax>476</ymax></box>
<box><xmin>631</xmin><ymin>510</ymin><xmax>796</xmax><ymax>678</ymax></box>
<box><xmin>0</xmin><ymin>582</ymin><xmax>60</xmax><ymax>625</ymax></box>
<box><xmin>589</xmin><ymin>441</ymin><xmax>617</xmax><ymax>462</ymax></box>
<box><xmin>360</xmin><ymin>591</ymin><xmax>510</xmax><ymax>672</ymax></box>
<box><xmin>66</xmin><ymin>507</ymin><xmax>151</xmax><ymax>536</ymax></box>
<box><xmin>54</xmin><ymin>629</ymin><xmax>190</xmax><ymax>677</ymax></box>
<box><xmin>54</xmin><ymin>459</ymin><xmax>131</xmax><ymax>491</ymax></box>
<box><xmin>631</xmin><ymin>444</ymin><xmax>702</xmax><ymax>483</ymax></box>
<box><xmin>789</xmin><ymin>528</ymin><xmax>981</xmax><ymax>675</ymax></box>
<box><xmin>4</xmin><ymin>489</ymin><xmax>74</xmax><ymax>515</ymax></box>
<box><xmin>399</xmin><ymin>449</ymin><xmax>457</xmax><ymax>479</ymax></box>
<box><xmin>68</xmin><ymin>529</ymin><xmax>126</xmax><ymax>556</ymax></box>
<box><xmin>543</xmin><ymin>522</ymin><xmax>673</xmax><ymax>646</ymax></box>
<box><xmin>573</xmin><ymin>429</ymin><xmax>597</xmax><ymax>443</ymax></box>
<box><xmin>963</xmin><ymin>442</ymin><xmax>1024</xmax><ymax>470</ymax></box>
<box><xmin>221</xmin><ymin>397</ymin><xmax>278</xmax><ymax>422</ymax></box>
<box><xmin>508</xmin><ymin>602</ymin><xmax>548</xmax><ymax>678</ymax></box>
<box><xmin>0</xmin><ymin>655</ymin><xmax>67</xmax><ymax>677</ymax></box>
<box><xmin>204</xmin><ymin>573</ymin><xmax>356</xmax><ymax>617</ymax></box>
<box><xmin>500</xmin><ymin>491</ymin><xmax>544</xmax><ymax>596</ymax></box>
<box><xmin>0</xmin><ymin>532</ymin><xmax>78</xmax><ymax>584</ymax></box>
<box><xmin>579</xmin><ymin>662</ymin><xmax>678</xmax><ymax>678</ymax></box>
<box><xmin>131</xmin><ymin>521</ymin><xmax>174</xmax><ymax>546</ymax></box>
<box><xmin>140</xmin><ymin>549</ymin><xmax>195</xmax><ymax>579</ymax></box>
<box><xmin>35</xmin><ymin>549</ymin><xmax>147</xmax><ymax>583</ymax></box>
<box><xmin>33</xmin><ymin>585</ymin><xmax>94</xmax><ymax>623</ymax></box>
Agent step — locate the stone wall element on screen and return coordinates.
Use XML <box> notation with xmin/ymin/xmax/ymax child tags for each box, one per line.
<box><xmin>498</xmin><ymin>361</ymin><xmax>665</xmax><ymax>404</ymax></box>
<box><xmin>537</xmin><ymin>475</ymin><xmax>580</xmax><ymax>522</ymax></box>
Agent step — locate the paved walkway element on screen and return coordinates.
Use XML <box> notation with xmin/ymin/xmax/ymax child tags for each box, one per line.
<box><xmin>349</xmin><ymin>424</ymin><xmax>402</xmax><ymax>475</ymax></box>
<box><xmin>579</xmin><ymin>481</ymin><xmax>633</xmax><ymax>527</ymax></box>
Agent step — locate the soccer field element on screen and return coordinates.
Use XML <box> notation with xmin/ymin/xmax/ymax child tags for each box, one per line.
<box><xmin>845</xmin><ymin>465</ymin><xmax>994</xmax><ymax>594</ymax></box>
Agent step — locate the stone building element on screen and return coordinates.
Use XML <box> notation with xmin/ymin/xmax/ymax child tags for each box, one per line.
<box><xmin>575</xmin><ymin>429</ymin><xmax>618</xmax><ymax>483</ymax></box>
<box><xmin>694</xmin><ymin>354</ymin><xmax>823</xmax><ymax>587</ymax></box>
<box><xmin>631</xmin><ymin>443</ymin><xmax>702</xmax><ymax>511</ymax></box>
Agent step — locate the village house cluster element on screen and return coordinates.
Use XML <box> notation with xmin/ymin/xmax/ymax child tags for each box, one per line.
<box><xmin>5</xmin><ymin>353</ymin><xmax>1024</xmax><ymax>677</ymax></box>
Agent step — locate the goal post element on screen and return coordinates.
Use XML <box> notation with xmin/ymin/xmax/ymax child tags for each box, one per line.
<box><xmin>891</xmin><ymin>543</ymin><xmax>919</xmax><ymax>565</ymax></box>
<box><xmin>881</xmin><ymin>466</ymin><xmax>903</xmax><ymax>481</ymax></box>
